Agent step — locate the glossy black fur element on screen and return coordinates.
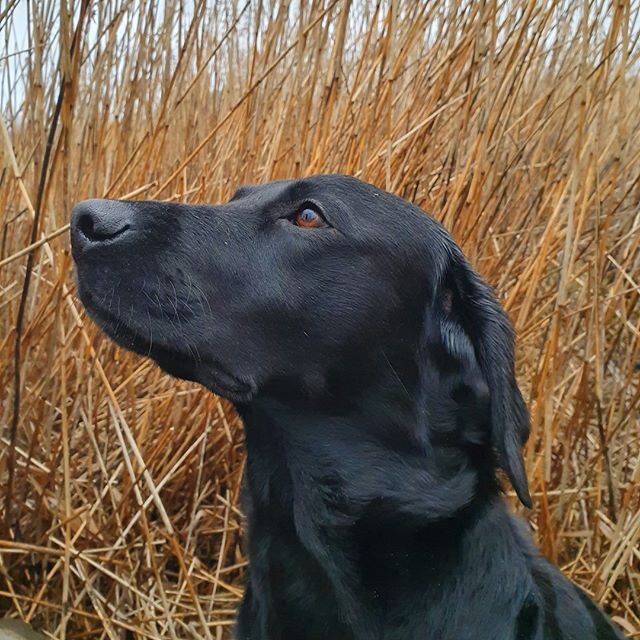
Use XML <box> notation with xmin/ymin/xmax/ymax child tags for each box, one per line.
<box><xmin>70</xmin><ymin>175</ymin><xmax>625</xmax><ymax>639</ymax></box>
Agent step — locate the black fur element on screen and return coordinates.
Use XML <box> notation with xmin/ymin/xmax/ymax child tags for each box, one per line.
<box><xmin>70</xmin><ymin>175</ymin><xmax>625</xmax><ymax>640</ymax></box>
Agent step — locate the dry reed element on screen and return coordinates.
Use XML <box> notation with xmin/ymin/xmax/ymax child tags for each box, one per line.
<box><xmin>0</xmin><ymin>0</ymin><xmax>639</xmax><ymax>637</ymax></box>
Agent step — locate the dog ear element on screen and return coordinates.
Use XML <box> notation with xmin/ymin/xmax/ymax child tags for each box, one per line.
<box><xmin>420</xmin><ymin>246</ymin><xmax>532</xmax><ymax>507</ymax></box>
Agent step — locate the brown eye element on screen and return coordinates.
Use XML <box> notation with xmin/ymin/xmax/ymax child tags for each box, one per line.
<box><xmin>294</xmin><ymin>207</ymin><xmax>325</xmax><ymax>228</ymax></box>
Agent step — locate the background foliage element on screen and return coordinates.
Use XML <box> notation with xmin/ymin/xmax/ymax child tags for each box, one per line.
<box><xmin>1</xmin><ymin>0</ymin><xmax>639</xmax><ymax>637</ymax></box>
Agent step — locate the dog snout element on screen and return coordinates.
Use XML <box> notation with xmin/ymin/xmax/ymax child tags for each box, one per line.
<box><xmin>71</xmin><ymin>199</ymin><xmax>134</xmax><ymax>255</ymax></box>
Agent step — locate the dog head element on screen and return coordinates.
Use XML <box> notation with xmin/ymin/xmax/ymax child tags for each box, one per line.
<box><xmin>71</xmin><ymin>175</ymin><xmax>530</xmax><ymax>505</ymax></box>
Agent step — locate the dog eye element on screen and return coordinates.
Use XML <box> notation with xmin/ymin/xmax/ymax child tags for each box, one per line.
<box><xmin>294</xmin><ymin>207</ymin><xmax>326</xmax><ymax>229</ymax></box>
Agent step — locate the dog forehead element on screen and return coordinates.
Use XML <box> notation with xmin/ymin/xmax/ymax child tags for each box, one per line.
<box><xmin>297</xmin><ymin>174</ymin><xmax>384</xmax><ymax>202</ymax></box>
<box><xmin>231</xmin><ymin>175</ymin><xmax>378</xmax><ymax>205</ymax></box>
<box><xmin>230</xmin><ymin>179</ymin><xmax>297</xmax><ymax>204</ymax></box>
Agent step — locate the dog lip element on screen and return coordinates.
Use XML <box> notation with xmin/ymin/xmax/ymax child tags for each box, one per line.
<box><xmin>79</xmin><ymin>290</ymin><xmax>254</xmax><ymax>401</ymax></box>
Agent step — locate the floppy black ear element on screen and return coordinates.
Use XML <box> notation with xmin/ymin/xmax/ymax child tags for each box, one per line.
<box><xmin>421</xmin><ymin>245</ymin><xmax>532</xmax><ymax>508</ymax></box>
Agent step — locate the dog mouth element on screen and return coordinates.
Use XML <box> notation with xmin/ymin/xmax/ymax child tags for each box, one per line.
<box><xmin>79</xmin><ymin>288</ymin><xmax>255</xmax><ymax>402</ymax></box>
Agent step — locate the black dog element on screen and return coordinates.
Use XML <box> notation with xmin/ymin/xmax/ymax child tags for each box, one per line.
<box><xmin>71</xmin><ymin>175</ymin><xmax>625</xmax><ymax>639</ymax></box>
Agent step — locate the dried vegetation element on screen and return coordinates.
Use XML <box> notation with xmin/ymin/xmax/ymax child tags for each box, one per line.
<box><xmin>0</xmin><ymin>0</ymin><xmax>639</xmax><ymax>637</ymax></box>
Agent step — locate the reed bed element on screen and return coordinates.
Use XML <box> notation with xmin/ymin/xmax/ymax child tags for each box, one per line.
<box><xmin>0</xmin><ymin>0</ymin><xmax>639</xmax><ymax>637</ymax></box>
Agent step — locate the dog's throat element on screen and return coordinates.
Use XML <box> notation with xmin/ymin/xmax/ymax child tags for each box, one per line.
<box><xmin>240</xmin><ymin>401</ymin><xmax>486</xmax><ymax>640</ymax></box>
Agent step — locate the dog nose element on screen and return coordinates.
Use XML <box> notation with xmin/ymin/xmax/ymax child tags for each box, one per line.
<box><xmin>71</xmin><ymin>199</ymin><xmax>133</xmax><ymax>252</ymax></box>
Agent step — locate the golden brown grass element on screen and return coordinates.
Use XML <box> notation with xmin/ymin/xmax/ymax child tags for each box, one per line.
<box><xmin>0</xmin><ymin>0</ymin><xmax>639</xmax><ymax>637</ymax></box>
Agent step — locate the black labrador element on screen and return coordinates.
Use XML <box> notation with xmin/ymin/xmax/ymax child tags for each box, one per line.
<box><xmin>70</xmin><ymin>175</ymin><xmax>625</xmax><ymax>639</ymax></box>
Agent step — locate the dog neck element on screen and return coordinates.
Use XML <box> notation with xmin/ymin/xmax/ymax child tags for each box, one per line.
<box><xmin>239</xmin><ymin>342</ymin><xmax>497</xmax><ymax>522</ymax></box>
<box><xmin>237</xmin><ymin>348</ymin><xmax>499</xmax><ymax>639</ymax></box>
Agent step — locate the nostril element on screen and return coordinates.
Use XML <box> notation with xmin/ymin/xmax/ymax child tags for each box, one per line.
<box><xmin>76</xmin><ymin>212</ymin><xmax>130</xmax><ymax>243</ymax></box>
<box><xmin>77</xmin><ymin>212</ymin><xmax>96</xmax><ymax>241</ymax></box>
<box><xmin>71</xmin><ymin>199</ymin><xmax>134</xmax><ymax>250</ymax></box>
